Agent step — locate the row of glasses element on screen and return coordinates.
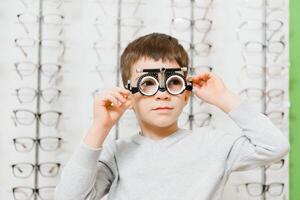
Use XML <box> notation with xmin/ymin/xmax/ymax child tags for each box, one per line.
<box><xmin>170</xmin><ymin>0</ymin><xmax>214</xmax><ymax>52</ymax></box>
<box><xmin>171</xmin><ymin>0</ymin><xmax>215</xmax><ymax>130</ymax></box>
<box><xmin>238</xmin><ymin>0</ymin><xmax>287</xmax><ymax>63</ymax></box>
<box><xmin>238</xmin><ymin>0</ymin><xmax>288</xmax><ymax>127</ymax></box>
<box><xmin>90</xmin><ymin>0</ymin><xmax>119</xmax><ymax>140</ymax></box>
<box><xmin>236</xmin><ymin>0</ymin><xmax>288</xmax><ymax>199</ymax></box>
<box><xmin>10</xmin><ymin>0</ymin><xmax>69</xmax><ymax>199</ymax></box>
<box><xmin>89</xmin><ymin>0</ymin><xmax>147</xmax><ymax>139</ymax></box>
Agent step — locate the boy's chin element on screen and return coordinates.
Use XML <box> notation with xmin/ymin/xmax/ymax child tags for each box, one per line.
<box><xmin>148</xmin><ymin>119</ymin><xmax>177</xmax><ymax>128</ymax></box>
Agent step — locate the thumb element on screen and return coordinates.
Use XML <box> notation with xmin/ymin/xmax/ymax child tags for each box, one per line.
<box><xmin>120</xmin><ymin>97</ymin><xmax>133</xmax><ymax>111</ymax></box>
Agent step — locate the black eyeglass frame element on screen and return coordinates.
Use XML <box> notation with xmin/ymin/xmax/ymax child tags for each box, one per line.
<box><xmin>125</xmin><ymin>67</ymin><xmax>193</xmax><ymax>96</ymax></box>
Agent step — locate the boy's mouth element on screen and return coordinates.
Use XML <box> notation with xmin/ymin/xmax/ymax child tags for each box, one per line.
<box><xmin>152</xmin><ymin>106</ymin><xmax>174</xmax><ymax>111</ymax></box>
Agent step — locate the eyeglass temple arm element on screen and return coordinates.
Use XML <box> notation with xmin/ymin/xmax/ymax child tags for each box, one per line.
<box><xmin>126</xmin><ymin>80</ymin><xmax>139</xmax><ymax>94</ymax></box>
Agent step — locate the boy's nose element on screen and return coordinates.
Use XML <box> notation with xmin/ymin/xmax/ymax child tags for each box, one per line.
<box><xmin>155</xmin><ymin>89</ymin><xmax>170</xmax><ymax>100</ymax></box>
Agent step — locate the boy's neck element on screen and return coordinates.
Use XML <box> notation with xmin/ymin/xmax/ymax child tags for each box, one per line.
<box><xmin>139</xmin><ymin>122</ymin><xmax>179</xmax><ymax>141</ymax></box>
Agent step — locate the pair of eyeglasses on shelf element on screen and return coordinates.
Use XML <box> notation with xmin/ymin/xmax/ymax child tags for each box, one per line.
<box><xmin>13</xmin><ymin>136</ymin><xmax>63</xmax><ymax>152</ymax></box>
<box><xmin>14</xmin><ymin>38</ymin><xmax>66</xmax><ymax>60</ymax></box>
<box><xmin>242</xmin><ymin>38</ymin><xmax>286</xmax><ymax>62</ymax></box>
<box><xmin>179</xmin><ymin>40</ymin><xmax>213</xmax><ymax>57</ymax></box>
<box><xmin>14</xmin><ymin>61</ymin><xmax>62</xmax><ymax>82</ymax></box>
<box><xmin>17</xmin><ymin>13</ymin><xmax>65</xmax><ymax>35</ymax></box>
<box><xmin>12</xmin><ymin>109</ymin><xmax>62</xmax><ymax>128</ymax></box>
<box><xmin>171</xmin><ymin>0</ymin><xmax>214</xmax><ymax>19</ymax></box>
<box><xmin>239</xmin><ymin>64</ymin><xmax>288</xmax><ymax>79</ymax></box>
<box><xmin>12</xmin><ymin>186</ymin><xmax>55</xmax><ymax>200</ymax></box>
<box><xmin>180</xmin><ymin>111</ymin><xmax>212</xmax><ymax>128</ymax></box>
<box><xmin>237</xmin><ymin>19</ymin><xmax>284</xmax><ymax>41</ymax></box>
<box><xmin>170</xmin><ymin>18</ymin><xmax>213</xmax><ymax>40</ymax></box>
<box><xmin>11</xmin><ymin>162</ymin><xmax>61</xmax><ymax>178</ymax></box>
<box><xmin>15</xmin><ymin>87</ymin><xmax>61</xmax><ymax>104</ymax></box>
<box><xmin>94</xmin><ymin>17</ymin><xmax>144</xmax><ymax>38</ymax></box>
<box><xmin>236</xmin><ymin>182</ymin><xmax>284</xmax><ymax>197</ymax></box>
<box><xmin>239</xmin><ymin>88</ymin><xmax>285</xmax><ymax>104</ymax></box>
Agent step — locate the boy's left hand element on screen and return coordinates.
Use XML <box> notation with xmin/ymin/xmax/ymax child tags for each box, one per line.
<box><xmin>191</xmin><ymin>72</ymin><xmax>241</xmax><ymax>113</ymax></box>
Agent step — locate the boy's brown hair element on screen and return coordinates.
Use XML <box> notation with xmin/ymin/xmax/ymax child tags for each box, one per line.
<box><xmin>120</xmin><ymin>33</ymin><xmax>189</xmax><ymax>87</ymax></box>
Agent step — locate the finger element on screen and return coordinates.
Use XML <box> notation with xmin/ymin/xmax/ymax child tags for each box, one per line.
<box><xmin>108</xmin><ymin>91</ymin><xmax>127</xmax><ymax>103</ymax></box>
<box><xmin>120</xmin><ymin>97</ymin><xmax>133</xmax><ymax>110</ymax></box>
<box><xmin>192</xmin><ymin>72</ymin><xmax>211</xmax><ymax>81</ymax></box>
<box><xmin>192</xmin><ymin>74</ymin><xmax>203</xmax><ymax>83</ymax></box>
<box><xmin>192</xmin><ymin>77</ymin><xmax>205</xmax><ymax>87</ymax></box>
<box><xmin>113</xmin><ymin>87</ymin><xmax>131</xmax><ymax>96</ymax></box>
<box><xmin>100</xmin><ymin>94</ymin><xmax>119</xmax><ymax>107</ymax></box>
<box><xmin>192</xmin><ymin>73</ymin><xmax>211</xmax><ymax>85</ymax></box>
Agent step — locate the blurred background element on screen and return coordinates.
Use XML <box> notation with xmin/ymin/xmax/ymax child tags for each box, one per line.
<box><xmin>0</xmin><ymin>0</ymin><xmax>299</xmax><ymax>199</ymax></box>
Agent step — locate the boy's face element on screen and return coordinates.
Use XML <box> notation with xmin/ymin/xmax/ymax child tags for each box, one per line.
<box><xmin>129</xmin><ymin>57</ymin><xmax>191</xmax><ymax>128</ymax></box>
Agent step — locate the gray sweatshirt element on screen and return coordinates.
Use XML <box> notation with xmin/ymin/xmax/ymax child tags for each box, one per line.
<box><xmin>54</xmin><ymin>102</ymin><xmax>289</xmax><ymax>200</ymax></box>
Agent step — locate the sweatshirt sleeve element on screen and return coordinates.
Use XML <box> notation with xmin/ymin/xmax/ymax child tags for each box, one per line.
<box><xmin>225</xmin><ymin>101</ymin><xmax>290</xmax><ymax>172</ymax></box>
<box><xmin>54</xmin><ymin>139</ymin><xmax>117</xmax><ymax>200</ymax></box>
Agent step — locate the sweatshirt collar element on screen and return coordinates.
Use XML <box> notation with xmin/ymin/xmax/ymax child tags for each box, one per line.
<box><xmin>132</xmin><ymin>128</ymin><xmax>188</xmax><ymax>147</ymax></box>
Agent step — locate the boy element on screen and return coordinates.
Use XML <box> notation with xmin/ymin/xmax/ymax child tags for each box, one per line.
<box><xmin>54</xmin><ymin>33</ymin><xmax>289</xmax><ymax>200</ymax></box>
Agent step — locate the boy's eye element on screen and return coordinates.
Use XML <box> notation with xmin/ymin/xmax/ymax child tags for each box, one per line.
<box><xmin>141</xmin><ymin>80</ymin><xmax>155</xmax><ymax>87</ymax></box>
<box><xmin>170</xmin><ymin>79</ymin><xmax>181</xmax><ymax>85</ymax></box>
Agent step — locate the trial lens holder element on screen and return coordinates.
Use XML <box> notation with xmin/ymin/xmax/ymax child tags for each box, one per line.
<box><xmin>126</xmin><ymin>66</ymin><xmax>193</xmax><ymax>96</ymax></box>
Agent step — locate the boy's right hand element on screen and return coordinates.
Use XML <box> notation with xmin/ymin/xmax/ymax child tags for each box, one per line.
<box><xmin>85</xmin><ymin>87</ymin><xmax>133</xmax><ymax>149</ymax></box>
<box><xmin>93</xmin><ymin>87</ymin><xmax>133</xmax><ymax>131</ymax></box>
